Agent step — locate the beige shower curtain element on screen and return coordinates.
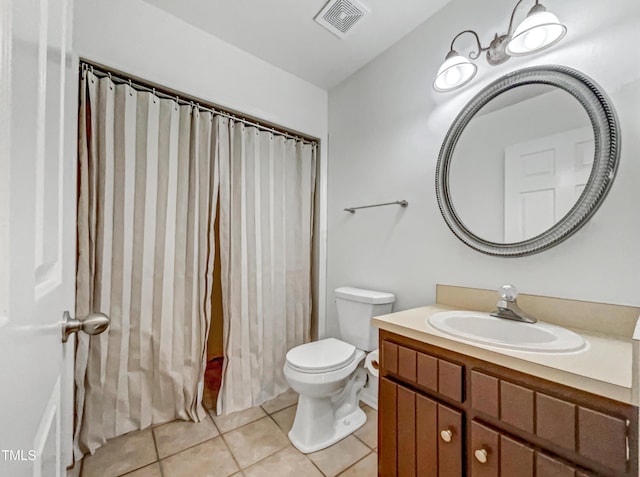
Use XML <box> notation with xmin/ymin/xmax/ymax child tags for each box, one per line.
<box><xmin>74</xmin><ymin>70</ymin><xmax>219</xmax><ymax>457</ymax></box>
<box><xmin>217</xmin><ymin>121</ymin><xmax>317</xmax><ymax>414</ymax></box>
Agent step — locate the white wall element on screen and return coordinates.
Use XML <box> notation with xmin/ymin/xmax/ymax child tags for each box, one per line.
<box><xmin>326</xmin><ymin>0</ymin><xmax>640</xmax><ymax>337</ymax></box>
<box><xmin>72</xmin><ymin>0</ymin><xmax>330</xmax><ymax>335</ymax></box>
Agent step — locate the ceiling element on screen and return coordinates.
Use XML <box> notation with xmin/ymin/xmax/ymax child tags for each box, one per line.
<box><xmin>143</xmin><ymin>0</ymin><xmax>453</xmax><ymax>89</ymax></box>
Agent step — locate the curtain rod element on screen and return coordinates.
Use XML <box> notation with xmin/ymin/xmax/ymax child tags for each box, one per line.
<box><xmin>80</xmin><ymin>62</ymin><xmax>318</xmax><ymax>147</ymax></box>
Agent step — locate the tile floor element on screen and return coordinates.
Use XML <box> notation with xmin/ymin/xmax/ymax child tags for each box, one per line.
<box><xmin>77</xmin><ymin>389</ymin><xmax>378</xmax><ymax>477</ymax></box>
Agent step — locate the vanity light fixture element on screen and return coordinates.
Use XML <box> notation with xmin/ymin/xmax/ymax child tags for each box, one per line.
<box><xmin>433</xmin><ymin>0</ymin><xmax>566</xmax><ymax>92</ymax></box>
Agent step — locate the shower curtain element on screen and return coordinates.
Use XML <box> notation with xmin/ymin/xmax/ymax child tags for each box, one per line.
<box><xmin>217</xmin><ymin>122</ymin><xmax>317</xmax><ymax>414</ymax></box>
<box><xmin>75</xmin><ymin>67</ymin><xmax>317</xmax><ymax>456</ymax></box>
<box><xmin>75</xmin><ymin>70</ymin><xmax>219</xmax><ymax>457</ymax></box>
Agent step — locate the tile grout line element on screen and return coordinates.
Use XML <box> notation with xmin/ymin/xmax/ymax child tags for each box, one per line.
<box><xmin>260</xmin><ymin>391</ymin><xmax>298</xmax><ymax>416</ymax></box>
<box><xmin>236</xmin><ymin>438</ymin><xmax>290</xmax><ymax>470</ymax></box>
<box><xmin>352</xmin><ymin>431</ymin><xmax>375</xmax><ymax>451</ymax></box>
<box><xmin>261</xmin><ymin>406</ymin><xmax>330</xmax><ymax>476</ymax></box>
<box><xmin>118</xmin><ymin>462</ymin><xmax>162</xmax><ymax>477</ymax></box>
<box><xmin>155</xmin><ymin>434</ymin><xmax>220</xmax><ymax>462</ymax></box>
<box><xmin>226</xmin><ymin>411</ymin><xmax>296</xmax><ymax>472</ymax></box>
<box><xmin>208</xmin><ymin>410</ymin><xmax>223</xmax><ymax>436</ymax></box>
<box><xmin>335</xmin><ymin>450</ymin><xmax>374</xmax><ymax>476</ymax></box>
<box><xmin>206</xmin><ymin>408</ymin><xmax>221</xmax><ymax>430</ymax></box>
<box><xmin>213</xmin><ymin>408</ymin><xmax>273</xmax><ymax>435</ymax></box>
<box><xmin>149</xmin><ymin>415</ymin><xmax>222</xmax><ymax>463</ymax></box>
<box><xmin>306</xmin><ymin>453</ymin><xmax>328</xmax><ymax>476</ymax></box>
<box><xmin>204</xmin><ymin>399</ymin><xmax>296</xmax><ymax>468</ymax></box>
<box><xmin>211</xmin><ymin>400</ymin><xmax>297</xmax><ymax>474</ymax></box>
<box><xmin>262</xmin><ymin>402</ymin><xmax>296</xmax><ymax>435</ymax></box>
<box><xmin>219</xmin><ymin>432</ymin><xmax>245</xmax><ymax>474</ymax></box>
<box><xmin>150</xmin><ymin>428</ymin><xmax>164</xmax><ymax>477</ymax></box>
<box><xmin>113</xmin><ymin>428</ymin><xmax>163</xmax><ymax>477</ymax></box>
<box><xmin>238</xmin><ymin>445</ymin><xmax>294</xmax><ymax>474</ymax></box>
<box><xmin>267</xmin><ymin>402</ymin><xmax>296</xmax><ymax>415</ymax></box>
<box><xmin>265</xmin><ymin>411</ymin><xmax>351</xmax><ymax>477</ymax></box>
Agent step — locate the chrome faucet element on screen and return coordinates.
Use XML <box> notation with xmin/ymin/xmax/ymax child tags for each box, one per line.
<box><xmin>490</xmin><ymin>285</ymin><xmax>537</xmax><ymax>324</ymax></box>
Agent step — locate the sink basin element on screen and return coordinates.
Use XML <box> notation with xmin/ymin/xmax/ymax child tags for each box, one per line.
<box><xmin>427</xmin><ymin>311</ymin><xmax>586</xmax><ymax>353</ymax></box>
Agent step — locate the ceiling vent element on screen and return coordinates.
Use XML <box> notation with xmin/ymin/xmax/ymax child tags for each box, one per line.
<box><xmin>314</xmin><ymin>0</ymin><xmax>371</xmax><ymax>39</ymax></box>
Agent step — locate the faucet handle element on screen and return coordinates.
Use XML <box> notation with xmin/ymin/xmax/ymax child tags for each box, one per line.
<box><xmin>498</xmin><ymin>284</ymin><xmax>518</xmax><ymax>302</ymax></box>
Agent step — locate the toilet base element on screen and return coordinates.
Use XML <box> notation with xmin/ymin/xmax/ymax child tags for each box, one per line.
<box><xmin>358</xmin><ymin>368</ymin><xmax>379</xmax><ymax>410</ymax></box>
<box><xmin>359</xmin><ymin>386</ymin><xmax>378</xmax><ymax>410</ymax></box>
<box><xmin>288</xmin><ymin>406</ymin><xmax>366</xmax><ymax>454</ymax></box>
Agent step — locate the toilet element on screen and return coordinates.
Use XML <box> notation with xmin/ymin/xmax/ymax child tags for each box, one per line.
<box><xmin>284</xmin><ymin>287</ymin><xmax>395</xmax><ymax>453</ymax></box>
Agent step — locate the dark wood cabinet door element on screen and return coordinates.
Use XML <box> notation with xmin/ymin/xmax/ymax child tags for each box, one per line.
<box><xmin>416</xmin><ymin>394</ymin><xmax>438</xmax><ymax>477</ymax></box>
<box><xmin>380</xmin><ymin>377</ymin><xmax>398</xmax><ymax>477</ymax></box>
<box><xmin>470</xmin><ymin>420</ymin><xmax>499</xmax><ymax>477</ymax></box>
<box><xmin>380</xmin><ymin>378</ymin><xmax>463</xmax><ymax>477</ymax></box>
<box><xmin>437</xmin><ymin>404</ymin><xmax>463</xmax><ymax>477</ymax></box>
<box><xmin>398</xmin><ymin>386</ymin><xmax>417</xmax><ymax>477</ymax></box>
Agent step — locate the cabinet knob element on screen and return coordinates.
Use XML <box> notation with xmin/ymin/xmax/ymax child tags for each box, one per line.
<box><xmin>440</xmin><ymin>429</ymin><xmax>453</xmax><ymax>443</ymax></box>
<box><xmin>474</xmin><ymin>449</ymin><xmax>488</xmax><ymax>464</ymax></box>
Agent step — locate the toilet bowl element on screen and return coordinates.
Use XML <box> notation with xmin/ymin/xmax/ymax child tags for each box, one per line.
<box><xmin>284</xmin><ymin>338</ymin><xmax>367</xmax><ymax>453</ymax></box>
<box><xmin>284</xmin><ymin>287</ymin><xmax>395</xmax><ymax>453</ymax></box>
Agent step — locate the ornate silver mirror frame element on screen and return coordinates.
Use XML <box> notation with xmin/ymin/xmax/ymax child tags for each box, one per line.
<box><xmin>435</xmin><ymin>65</ymin><xmax>620</xmax><ymax>257</ymax></box>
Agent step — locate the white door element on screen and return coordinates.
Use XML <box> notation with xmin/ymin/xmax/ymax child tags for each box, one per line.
<box><xmin>0</xmin><ymin>0</ymin><xmax>80</xmax><ymax>475</ymax></box>
<box><xmin>504</xmin><ymin>127</ymin><xmax>594</xmax><ymax>242</ymax></box>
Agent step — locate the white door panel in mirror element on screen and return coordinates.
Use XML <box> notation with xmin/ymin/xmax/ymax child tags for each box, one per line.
<box><xmin>448</xmin><ymin>85</ymin><xmax>592</xmax><ymax>243</ymax></box>
<box><xmin>503</xmin><ymin>127</ymin><xmax>593</xmax><ymax>241</ymax></box>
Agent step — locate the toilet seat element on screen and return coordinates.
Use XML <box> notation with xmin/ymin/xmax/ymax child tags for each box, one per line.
<box><xmin>286</xmin><ymin>338</ymin><xmax>356</xmax><ymax>374</ymax></box>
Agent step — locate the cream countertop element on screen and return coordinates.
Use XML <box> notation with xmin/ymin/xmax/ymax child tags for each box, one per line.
<box><xmin>373</xmin><ymin>304</ymin><xmax>634</xmax><ymax>404</ymax></box>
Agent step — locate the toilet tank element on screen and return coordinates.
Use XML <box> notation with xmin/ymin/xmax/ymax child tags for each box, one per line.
<box><xmin>335</xmin><ymin>287</ymin><xmax>395</xmax><ymax>351</ymax></box>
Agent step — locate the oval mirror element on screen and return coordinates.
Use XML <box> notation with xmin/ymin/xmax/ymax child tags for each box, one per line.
<box><xmin>436</xmin><ymin>66</ymin><xmax>619</xmax><ymax>256</ymax></box>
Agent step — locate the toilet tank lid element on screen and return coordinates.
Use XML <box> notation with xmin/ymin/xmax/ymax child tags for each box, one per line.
<box><xmin>335</xmin><ymin>287</ymin><xmax>395</xmax><ymax>304</ymax></box>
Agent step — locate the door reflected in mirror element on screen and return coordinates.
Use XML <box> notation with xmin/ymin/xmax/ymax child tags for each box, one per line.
<box><xmin>449</xmin><ymin>84</ymin><xmax>593</xmax><ymax>243</ymax></box>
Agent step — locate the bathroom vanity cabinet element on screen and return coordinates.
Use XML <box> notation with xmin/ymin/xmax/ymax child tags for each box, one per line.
<box><xmin>378</xmin><ymin>329</ymin><xmax>639</xmax><ymax>477</ymax></box>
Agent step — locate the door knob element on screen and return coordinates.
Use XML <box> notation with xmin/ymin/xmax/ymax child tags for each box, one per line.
<box><xmin>61</xmin><ymin>311</ymin><xmax>110</xmax><ymax>343</ymax></box>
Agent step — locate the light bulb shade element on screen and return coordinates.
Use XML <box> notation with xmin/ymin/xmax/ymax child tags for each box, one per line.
<box><xmin>433</xmin><ymin>53</ymin><xmax>477</xmax><ymax>92</ymax></box>
<box><xmin>506</xmin><ymin>8</ymin><xmax>567</xmax><ymax>56</ymax></box>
